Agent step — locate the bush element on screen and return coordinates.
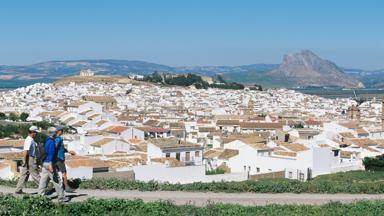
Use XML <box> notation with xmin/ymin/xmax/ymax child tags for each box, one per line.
<box><xmin>205</xmin><ymin>168</ymin><xmax>226</xmax><ymax>175</ymax></box>
<box><xmin>0</xmin><ymin>112</ymin><xmax>6</xmax><ymax>120</ymax></box>
<box><xmin>0</xmin><ymin>120</ymin><xmax>53</xmax><ymax>140</ymax></box>
<box><xmin>74</xmin><ymin>171</ymin><xmax>384</xmax><ymax>194</ymax></box>
<box><xmin>19</xmin><ymin>112</ymin><xmax>29</xmax><ymax>122</ymax></box>
<box><xmin>2</xmin><ymin>171</ymin><xmax>384</xmax><ymax>194</ymax></box>
<box><xmin>8</xmin><ymin>113</ymin><xmax>19</xmax><ymax>122</ymax></box>
<box><xmin>363</xmin><ymin>155</ymin><xmax>384</xmax><ymax>171</ymax></box>
<box><xmin>0</xmin><ymin>195</ymin><xmax>384</xmax><ymax>215</ymax></box>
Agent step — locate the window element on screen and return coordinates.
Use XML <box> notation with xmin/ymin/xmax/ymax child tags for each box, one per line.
<box><xmin>176</xmin><ymin>152</ymin><xmax>180</xmax><ymax>161</ymax></box>
<box><xmin>288</xmin><ymin>171</ymin><xmax>293</xmax><ymax>178</ymax></box>
<box><xmin>333</xmin><ymin>150</ymin><xmax>339</xmax><ymax>157</ymax></box>
<box><xmin>165</xmin><ymin>153</ymin><xmax>170</xmax><ymax>158</ymax></box>
<box><xmin>256</xmin><ymin>167</ymin><xmax>260</xmax><ymax>173</ymax></box>
<box><xmin>195</xmin><ymin>151</ymin><xmax>200</xmax><ymax>157</ymax></box>
<box><xmin>185</xmin><ymin>152</ymin><xmax>190</xmax><ymax>161</ymax></box>
<box><xmin>284</xmin><ymin>134</ymin><xmax>290</xmax><ymax>142</ymax></box>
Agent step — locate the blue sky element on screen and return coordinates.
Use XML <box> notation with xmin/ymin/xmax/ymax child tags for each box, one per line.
<box><xmin>0</xmin><ymin>0</ymin><xmax>383</xmax><ymax>69</ymax></box>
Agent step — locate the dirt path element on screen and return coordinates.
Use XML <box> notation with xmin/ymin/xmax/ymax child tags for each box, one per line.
<box><xmin>1</xmin><ymin>186</ymin><xmax>383</xmax><ymax>206</ymax></box>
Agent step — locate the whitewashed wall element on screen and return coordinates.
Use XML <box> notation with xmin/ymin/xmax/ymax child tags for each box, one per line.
<box><xmin>0</xmin><ymin>165</ymin><xmax>12</xmax><ymax>180</ymax></box>
<box><xmin>67</xmin><ymin>167</ymin><xmax>93</xmax><ymax>180</ymax></box>
<box><xmin>132</xmin><ymin>164</ymin><xmax>206</xmax><ymax>183</ymax></box>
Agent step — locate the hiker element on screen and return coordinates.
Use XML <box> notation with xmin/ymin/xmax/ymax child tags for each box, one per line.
<box><xmin>38</xmin><ymin>127</ymin><xmax>69</xmax><ymax>202</ymax></box>
<box><xmin>15</xmin><ymin>126</ymin><xmax>41</xmax><ymax>194</ymax></box>
<box><xmin>55</xmin><ymin>125</ymin><xmax>76</xmax><ymax>192</ymax></box>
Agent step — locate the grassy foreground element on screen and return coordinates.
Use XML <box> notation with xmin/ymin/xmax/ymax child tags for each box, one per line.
<box><xmin>0</xmin><ymin>194</ymin><xmax>384</xmax><ymax>216</ymax></box>
<box><xmin>1</xmin><ymin>170</ymin><xmax>384</xmax><ymax>194</ymax></box>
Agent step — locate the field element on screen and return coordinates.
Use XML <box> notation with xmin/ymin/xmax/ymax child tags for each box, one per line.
<box><xmin>0</xmin><ymin>194</ymin><xmax>384</xmax><ymax>216</ymax></box>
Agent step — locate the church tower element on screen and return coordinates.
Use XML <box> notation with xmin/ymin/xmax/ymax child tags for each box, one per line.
<box><xmin>347</xmin><ymin>104</ymin><xmax>360</xmax><ymax>120</ymax></box>
<box><xmin>245</xmin><ymin>99</ymin><xmax>254</xmax><ymax>115</ymax></box>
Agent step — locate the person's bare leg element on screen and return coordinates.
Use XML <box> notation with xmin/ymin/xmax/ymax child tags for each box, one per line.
<box><xmin>62</xmin><ymin>172</ymin><xmax>69</xmax><ymax>188</ymax></box>
<box><xmin>62</xmin><ymin>172</ymin><xmax>75</xmax><ymax>192</ymax></box>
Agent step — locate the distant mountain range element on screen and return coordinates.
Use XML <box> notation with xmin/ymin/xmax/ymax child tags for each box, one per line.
<box><xmin>1</xmin><ymin>51</ymin><xmax>383</xmax><ymax>88</ymax></box>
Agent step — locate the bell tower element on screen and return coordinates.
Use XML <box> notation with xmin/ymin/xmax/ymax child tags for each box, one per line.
<box><xmin>347</xmin><ymin>104</ymin><xmax>360</xmax><ymax>120</ymax></box>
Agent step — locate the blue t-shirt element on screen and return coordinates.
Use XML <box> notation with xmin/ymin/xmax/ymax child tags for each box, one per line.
<box><xmin>43</xmin><ymin>137</ymin><xmax>56</xmax><ymax>164</ymax></box>
<box><xmin>55</xmin><ymin>136</ymin><xmax>65</xmax><ymax>161</ymax></box>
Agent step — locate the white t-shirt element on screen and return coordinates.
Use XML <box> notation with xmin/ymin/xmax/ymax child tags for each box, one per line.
<box><xmin>23</xmin><ymin>136</ymin><xmax>35</xmax><ymax>151</ymax></box>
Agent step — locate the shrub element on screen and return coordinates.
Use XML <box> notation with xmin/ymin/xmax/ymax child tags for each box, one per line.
<box><xmin>2</xmin><ymin>171</ymin><xmax>384</xmax><ymax>194</ymax></box>
<box><xmin>19</xmin><ymin>112</ymin><xmax>29</xmax><ymax>122</ymax></box>
<box><xmin>363</xmin><ymin>155</ymin><xmax>384</xmax><ymax>171</ymax></box>
<box><xmin>8</xmin><ymin>113</ymin><xmax>19</xmax><ymax>122</ymax></box>
<box><xmin>0</xmin><ymin>195</ymin><xmax>384</xmax><ymax>215</ymax></box>
<box><xmin>205</xmin><ymin>168</ymin><xmax>226</xmax><ymax>175</ymax></box>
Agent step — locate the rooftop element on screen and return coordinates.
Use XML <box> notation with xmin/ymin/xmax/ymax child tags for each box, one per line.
<box><xmin>148</xmin><ymin>138</ymin><xmax>202</xmax><ymax>151</ymax></box>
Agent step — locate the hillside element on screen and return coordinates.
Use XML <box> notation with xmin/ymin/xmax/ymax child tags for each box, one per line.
<box><xmin>0</xmin><ymin>60</ymin><xmax>173</xmax><ymax>81</ymax></box>
<box><xmin>1</xmin><ymin>52</ymin><xmax>383</xmax><ymax>88</ymax></box>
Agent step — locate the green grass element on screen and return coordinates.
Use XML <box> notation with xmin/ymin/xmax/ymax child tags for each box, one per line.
<box><xmin>314</xmin><ymin>170</ymin><xmax>384</xmax><ymax>183</ymax></box>
<box><xmin>0</xmin><ymin>194</ymin><xmax>384</xmax><ymax>216</ymax></box>
<box><xmin>2</xmin><ymin>171</ymin><xmax>384</xmax><ymax>194</ymax></box>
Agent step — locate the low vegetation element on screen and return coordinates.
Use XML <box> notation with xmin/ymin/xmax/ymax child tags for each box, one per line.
<box><xmin>0</xmin><ymin>120</ymin><xmax>75</xmax><ymax>143</ymax></box>
<box><xmin>363</xmin><ymin>155</ymin><xmax>384</xmax><ymax>171</ymax></box>
<box><xmin>1</xmin><ymin>170</ymin><xmax>384</xmax><ymax>194</ymax></box>
<box><xmin>142</xmin><ymin>72</ymin><xmax>247</xmax><ymax>90</ymax></box>
<box><xmin>0</xmin><ymin>112</ymin><xmax>29</xmax><ymax>122</ymax></box>
<box><xmin>205</xmin><ymin>168</ymin><xmax>226</xmax><ymax>175</ymax></box>
<box><xmin>0</xmin><ymin>120</ymin><xmax>55</xmax><ymax>143</ymax></box>
<box><xmin>0</xmin><ymin>194</ymin><xmax>383</xmax><ymax>216</ymax></box>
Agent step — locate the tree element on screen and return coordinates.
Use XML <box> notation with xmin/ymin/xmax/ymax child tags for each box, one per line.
<box><xmin>20</xmin><ymin>112</ymin><xmax>29</xmax><ymax>122</ymax></box>
<box><xmin>34</xmin><ymin>120</ymin><xmax>54</xmax><ymax>130</ymax></box>
<box><xmin>0</xmin><ymin>112</ymin><xmax>6</xmax><ymax>120</ymax></box>
<box><xmin>8</xmin><ymin>113</ymin><xmax>19</xmax><ymax>122</ymax></box>
<box><xmin>293</xmin><ymin>123</ymin><xmax>304</xmax><ymax>128</ymax></box>
<box><xmin>35</xmin><ymin>132</ymin><xmax>48</xmax><ymax>144</ymax></box>
<box><xmin>363</xmin><ymin>155</ymin><xmax>384</xmax><ymax>171</ymax></box>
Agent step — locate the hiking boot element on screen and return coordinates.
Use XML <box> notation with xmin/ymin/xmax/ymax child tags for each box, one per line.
<box><xmin>15</xmin><ymin>190</ymin><xmax>25</xmax><ymax>194</ymax></box>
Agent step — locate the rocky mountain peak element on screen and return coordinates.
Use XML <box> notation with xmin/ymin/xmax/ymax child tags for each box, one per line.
<box><xmin>268</xmin><ymin>50</ymin><xmax>364</xmax><ymax>88</ymax></box>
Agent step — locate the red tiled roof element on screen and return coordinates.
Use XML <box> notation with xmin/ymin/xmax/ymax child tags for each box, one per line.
<box><xmin>304</xmin><ymin>120</ymin><xmax>321</xmax><ymax>125</ymax></box>
<box><xmin>240</xmin><ymin>122</ymin><xmax>283</xmax><ymax>129</ymax></box>
<box><xmin>103</xmin><ymin>126</ymin><xmax>130</xmax><ymax>134</ymax></box>
<box><xmin>136</xmin><ymin>127</ymin><xmax>169</xmax><ymax>133</ymax></box>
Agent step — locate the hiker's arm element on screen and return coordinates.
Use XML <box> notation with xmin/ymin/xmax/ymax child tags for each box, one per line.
<box><xmin>22</xmin><ymin>150</ymin><xmax>29</xmax><ymax>167</ymax></box>
<box><xmin>65</xmin><ymin>147</ymin><xmax>76</xmax><ymax>155</ymax></box>
<box><xmin>22</xmin><ymin>139</ymin><xmax>30</xmax><ymax>167</ymax></box>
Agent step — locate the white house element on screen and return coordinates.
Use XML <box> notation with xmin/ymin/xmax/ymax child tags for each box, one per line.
<box><xmin>147</xmin><ymin>138</ymin><xmax>203</xmax><ymax>166</ymax></box>
<box><xmin>89</xmin><ymin>137</ymin><xmax>133</xmax><ymax>155</ymax></box>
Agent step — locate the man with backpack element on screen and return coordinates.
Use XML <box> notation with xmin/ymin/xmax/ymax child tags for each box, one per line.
<box><xmin>55</xmin><ymin>126</ymin><xmax>76</xmax><ymax>193</ymax></box>
<box><xmin>15</xmin><ymin>126</ymin><xmax>41</xmax><ymax>194</ymax></box>
<box><xmin>38</xmin><ymin>127</ymin><xmax>68</xmax><ymax>202</ymax></box>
